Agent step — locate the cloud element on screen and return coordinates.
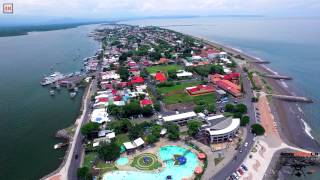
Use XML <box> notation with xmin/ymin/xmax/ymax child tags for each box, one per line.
<box><xmin>9</xmin><ymin>0</ymin><xmax>320</xmax><ymax>18</ymax></box>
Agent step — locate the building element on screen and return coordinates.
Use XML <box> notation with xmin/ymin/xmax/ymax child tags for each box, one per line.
<box><xmin>161</xmin><ymin>111</ymin><xmax>198</xmax><ymax>124</ymax></box>
<box><xmin>155</xmin><ymin>72</ymin><xmax>167</xmax><ymax>82</ymax></box>
<box><xmin>140</xmin><ymin>99</ymin><xmax>153</xmax><ymax>107</ymax></box>
<box><xmin>186</xmin><ymin>85</ymin><xmax>215</xmax><ymax>96</ymax></box>
<box><xmin>176</xmin><ymin>70</ymin><xmax>193</xmax><ymax>78</ymax></box>
<box><xmin>203</xmin><ymin>116</ymin><xmax>240</xmax><ymax>143</ymax></box>
<box><xmin>210</xmin><ymin>74</ymin><xmax>242</xmax><ymax>97</ymax></box>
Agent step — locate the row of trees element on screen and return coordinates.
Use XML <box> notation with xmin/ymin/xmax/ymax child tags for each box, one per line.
<box><xmin>107</xmin><ymin>101</ymin><xmax>154</xmax><ymax>118</ymax></box>
<box><xmin>185</xmin><ymin>64</ymin><xmax>224</xmax><ymax>77</ymax></box>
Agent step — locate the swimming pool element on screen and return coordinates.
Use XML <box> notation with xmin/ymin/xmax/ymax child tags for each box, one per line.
<box><xmin>116</xmin><ymin>157</ymin><xmax>129</xmax><ymax>166</ymax></box>
<box><xmin>103</xmin><ymin>145</ymin><xmax>200</xmax><ymax>180</ymax></box>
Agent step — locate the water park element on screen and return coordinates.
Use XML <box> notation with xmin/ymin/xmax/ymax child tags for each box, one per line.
<box><xmin>103</xmin><ymin>144</ymin><xmax>206</xmax><ymax>180</ymax></box>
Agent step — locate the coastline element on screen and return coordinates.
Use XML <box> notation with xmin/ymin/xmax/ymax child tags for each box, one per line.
<box><xmin>189</xmin><ymin>34</ymin><xmax>320</xmax><ymax>151</ymax></box>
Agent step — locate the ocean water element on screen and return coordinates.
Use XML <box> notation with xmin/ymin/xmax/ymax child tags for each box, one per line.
<box><xmin>0</xmin><ymin>25</ymin><xmax>99</xmax><ymax>179</ymax></box>
<box><xmin>123</xmin><ymin>17</ymin><xmax>320</xmax><ymax>142</ymax></box>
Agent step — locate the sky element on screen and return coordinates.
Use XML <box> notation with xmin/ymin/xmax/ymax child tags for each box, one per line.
<box><xmin>1</xmin><ymin>0</ymin><xmax>320</xmax><ymax>22</ymax></box>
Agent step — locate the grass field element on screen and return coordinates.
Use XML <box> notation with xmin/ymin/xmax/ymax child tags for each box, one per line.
<box><xmin>146</xmin><ymin>65</ymin><xmax>182</xmax><ymax>74</ymax></box>
<box><xmin>157</xmin><ymin>81</ymin><xmax>216</xmax><ymax>105</ymax></box>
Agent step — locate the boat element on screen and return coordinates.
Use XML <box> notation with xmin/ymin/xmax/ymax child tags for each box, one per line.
<box><xmin>74</xmin><ymin>87</ymin><xmax>79</xmax><ymax>92</ymax></box>
<box><xmin>41</xmin><ymin>72</ymin><xmax>65</xmax><ymax>86</ymax></box>
<box><xmin>50</xmin><ymin>90</ymin><xmax>55</xmax><ymax>96</ymax></box>
<box><xmin>70</xmin><ymin>92</ymin><xmax>77</xmax><ymax>98</ymax></box>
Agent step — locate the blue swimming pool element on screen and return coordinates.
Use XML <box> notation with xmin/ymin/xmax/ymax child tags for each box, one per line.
<box><xmin>103</xmin><ymin>145</ymin><xmax>200</xmax><ymax>180</ymax></box>
<box><xmin>116</xmin><ymin>157</ymin><xmax>129</xmax><ymax>166</ymax></box>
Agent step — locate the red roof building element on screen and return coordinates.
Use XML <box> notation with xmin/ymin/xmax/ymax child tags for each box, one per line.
<box><xmin>155</xmin><ymin>72</ymin><xmax>167</xmax><ymax>82</ymax></box>
<box><xmin>140</xmin><ymin>99</ymin><xmax>153</xmax><ymax>107</ymax></box>
<box><xmin>98</xmin><ymin>98</ymin><xmax>108</xmax><ymax>103</ymax></box>
<box><xmin>210</xmin><ymin>73</ymin><xmax>242</xmax><ymax>97</ymax></box>
<box><xmin>128</xmin><ymin>61</ymin><xmax>137</xmax><ymax>67</ymax></box>
<box><xmin>114</xmin><ymin>96</ymin><xmax>122</xmax><ymax>101</ymax></box>
<box><xmin>158</xmin><ymin>58</ymin><xmax>168</xmax><ymax>64</ymax></box>
<box><xmin>223</xmin><ymin>73</ymin><xmax>240</xmax><ymax>81</ymax></box>
<box><xmin>186</xmin><ymin>85</ymin><xmax>215</xmax><ymax>96</ymax></box>
<box><xmin>131</xmin><ymin>76</ymin><xmax>144</xmax><ymax>84</ymax></box>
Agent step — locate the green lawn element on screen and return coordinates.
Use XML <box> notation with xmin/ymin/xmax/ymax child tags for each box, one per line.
<box><xmin>83</xmin><ymin>152</ymin><xmax>98</xmax><ymax>169</ymax></box>
<box><xmin>131</xmin><ymin>153</ymin><xmax>162</xmax><ymax>170</ymax></box>
<box><xmin>115</xmin><ymin>133</ymin><xmax>130</xmax><ymax>146</ymax></box>
<box><xmin>157</xmin><ymin>81</ymin><xmax>201</xmax><ymax>94</ymax></box>
<box><xmin>146</xmin><ymin>65</ymin><xmax>182</xmax><ymax>74</ymax></box>
<box><xmin>157</xmin><ymin>81</ymin><xmax>216</xmax><ymax>105</ymax></box>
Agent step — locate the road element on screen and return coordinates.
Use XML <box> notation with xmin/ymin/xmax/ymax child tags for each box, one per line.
<box><xmin>210</xmin><ymin>69</ymin><xmax>257</xmax><ymax>180</ymax></box>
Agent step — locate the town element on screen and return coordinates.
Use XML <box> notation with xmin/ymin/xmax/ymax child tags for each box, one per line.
<box><xmin>48</xmin><ymin>24</ymin><xmax>268</xmax><ymax>180</ymax></box>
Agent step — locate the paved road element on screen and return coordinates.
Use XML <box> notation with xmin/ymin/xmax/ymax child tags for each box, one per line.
<box><xmin>210</xmin><ymin>69</ymin><xmax>257</xmax><ymax>180</ymax></box>
<box><xmin>67</xmin><ymin>76</ymin><xmax>98</xmax><ymax>180</ymax></box>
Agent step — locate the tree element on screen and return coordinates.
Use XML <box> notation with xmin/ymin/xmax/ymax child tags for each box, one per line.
<box><xmin>107</xmin><ymin>104</ymin><xmax>123</xmax><ymax>118</ymax></box>
<box><xmin>123</xmin><ymin>100</ymin><xmax>142</xmax><ymax>117</ymax></box>
<box><xmin>118</xmin><ymin>66</ymin><xmax>129</xmax><ymax>81</ymax></box>
<box><xmin>165</xmin><ymin>122</ymin><xmax>180</xmax><ymax>140</ymax></box>
<box><xmin>98</xmin><ymin>142</ymin><xmax>121</xmax><ymax>161</ymax></box>
<box><xmin>145</xmin><ymin>134</ymin><xmax>158</xmax><ymax>144</ymax></box>
<box><xmin>167</xmin><ymin>69</ymin><xmax>177</xmax><ymax>80</ymax></box>
<box><xmin>77</xmin><ymin>167</ymin><xmax>92</xmax><ymax>180</ymax></box>
<box><xmin>225</xmin><ymin>104</ymin><xmax>235</xmax><ymax>112</ymax></box>
<box><xmin>251</xmin><ymin>124</ymin><xmax>265</xmax><ymax>136</ymax></box>
<box><xmin>80</xmin><ymin>122</ymin><xmax>100</xmax><ymax>136</ymax></box>
<box><xmin>151</xmin><ymin>124</ymin><xmax>162</xmax><ymax>138</ymax></box>
<box><xmin>128</xmin><ymin>124</ymin><xmax>143</xmax><ymax>140</ymax></box>
<box><xmin>108</xmin><ymin>119</ymin><xmax>132</xmax><ymax>134</ymax></box>
<box><xmin>240</xmin><ymin>116</ymin><xmax>250</xmax><ymax>126</ymax></box>
<box><xmin>141</xmin><ymin>105</ymin><xmax>154</xmax><ymax>117</ymax></box>
<box><xmin>187</xmin><ymin>120</ymin><xmax>202</xmax><ymax>137</ymax></box>
<box><xmin>235</xmin><ymin>104</ymin><xmax>247</xmax><ymax>114</ymax></box>
<box><xmin>154</xmin><ymin>102</ymin><xmax>161</xmax><ymax>112</ymax></box>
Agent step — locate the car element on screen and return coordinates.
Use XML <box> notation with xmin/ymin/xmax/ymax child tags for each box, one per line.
<box><xmin>229</xmin><ymin>174</ymin><xmax>237</xmax><ymax>180</ymax></box>
<box><xmin>234</xmin><ymin>100</ymin><xmax>238</xmax><ymax>104</ymax></box>
<box><xmin>237</xmin><ymin>168</ymin><xmax>244</xmax><ymax>175</ymax></box>
<box><xmin>239</xmin><ymin>148</ymin><xmax>243</xmax><ymax>153</ymax></box>
<box><xmin>236</xmin><ymin>170</ymin><xmax>242</xmax><ymax>177</ymax></box>
<box><xmin>244</xmin><ymin>142</ymin><xmax>248</xmax><ymax>147</ymax></box>
<box><xmin>241</xmin><ymin>164</ymin><xmax>248</xmax><ymax>171</ymax></box>
<box><xmin>232</xmin><ymin>172</ymin><xmax>239</xmax><ymax>179</ymax></box>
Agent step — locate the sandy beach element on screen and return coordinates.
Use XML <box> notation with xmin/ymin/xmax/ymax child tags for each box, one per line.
<box><xmin>192</xmin><ymin>36</ymin><xmax>320</xmax><ymax>152</ymax></box>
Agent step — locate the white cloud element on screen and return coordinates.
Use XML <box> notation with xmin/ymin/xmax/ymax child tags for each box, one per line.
<box><xmin>10</xmin><ymin>0</ymin><xmax>320</xmax><ymax>18</ymax></box>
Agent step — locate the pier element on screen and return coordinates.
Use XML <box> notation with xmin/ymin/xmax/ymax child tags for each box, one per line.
<box><xmin>261</xmin><ymin>74</ymin><xmax>293</xmax><ymax>80</ymax></box>
<box><xmin>268</xmin><ymin>94</ymin><xmax>313</xmax><ymax>103</ymax></box>
<box><xmin>248</xmin><ymin>60</ymin><xmax>270</xmax><ymax>64</ymax></box>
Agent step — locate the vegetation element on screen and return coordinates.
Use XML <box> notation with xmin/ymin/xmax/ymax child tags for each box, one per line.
<box><xmin>131</xmin><ymin>153</ymin><xmax>162</xmax><ymax>170</ymax></box>
<box><xmin>146</xmin><ymin>65</ymin><xmax>182</xmax><ymax>74</ymax></box>
<box><xmin>83</xmin><ymin>152</ymin><xmax>98</xmax><ymax>169</ymax></box>
<box><xmin>97</xmin><ymin>141</ymin><xmax>121</xmax><ymax>161</ymax></box>
<box><xmin>115</xmin><ymin>133</ymin><xmax>130</xmax><ymax>146</ymax></box>
<box><xmin>186</xmin><ymin>64</ymin><xmax>224</xmax><ymax>77</ymax></box>
<box><xmin>251</xmin><ymin>124</ymin><xmax>265</xmax><ymax>136</ymax></box>
<box><xmin>80</xmin><ymin>122</ymin><xmax>100</xmax><ymax>137</ymax></box>
<box><xmin>187</xmin><ymin>120</ymin><xmax>202</xmax><ymax>137</ymax></box>
<box><xmin>77</xmin><ymin>167</ymin><xmax>92</xmax><ymax>180</ymax></box>
<box><xmin>240</xmin><ymin>115</ymin><xmax>250</xmax><ymax>126</ymax></box>
<box><xmin>165</xmin><ymin>122</ymin><xmax>180</xmax><ymax>140</ymax></box>
<box><xmin>108</xmin><ymin>119</ymin><xmax>132</xmax><ymax>134</ymax></box>
<box><xmin>224</xmin><ymin>103</ymin><xmax>247</xmax><ymax>118</ymax></box>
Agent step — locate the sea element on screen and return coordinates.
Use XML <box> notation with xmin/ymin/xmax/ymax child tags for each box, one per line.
<box><xmin>0</xmin><ymin>25</ymin><xmax>99</xmax><ymax>179</ymax></box>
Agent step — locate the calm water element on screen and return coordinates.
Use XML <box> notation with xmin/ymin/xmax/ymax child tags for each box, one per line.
<box><xmin>124</xmin><ymin>17</ymin><xmax>320</xmax><ymax>141</ymax></box>
<box><xmin>0</xmin><ymin>25</ymin><xmax>99</xmax><ymax>179</ymax></box>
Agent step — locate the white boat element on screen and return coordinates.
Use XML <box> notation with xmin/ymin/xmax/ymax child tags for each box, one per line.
<box><xmin>41</xmin><ymin>72</ymin><xmax>65</xmax><ymax>86</ymax></box>
<box><xmin>50</xmin><ymin>90</ymin><xmax>55</xmax><ymax>96</ymax></box>
<box><xmin>74</xmin><ymin>87</ymin><xmax>79</xmax><ymax>92</ymax></box>
<box><xmin>70</xmin><ymin>92</ymin><xmax>77</xmax><ymax>98</ymax></box>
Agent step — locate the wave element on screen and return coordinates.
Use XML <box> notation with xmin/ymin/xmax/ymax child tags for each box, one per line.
<box><xmin>280</xmin><ymin>80</ymin><xmax>288</xmax><ymax>88</ymax></box>
<box><xmin>301</xmin><ymin>118</ymin><xmax>314</xmax><ymax>139</ymax></box>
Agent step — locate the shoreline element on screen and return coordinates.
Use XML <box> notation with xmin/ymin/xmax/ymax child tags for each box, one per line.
<box><xmin>189</xmin><ymin>34</ymin><xmax>320</xmax><ymax>151</ymax></box>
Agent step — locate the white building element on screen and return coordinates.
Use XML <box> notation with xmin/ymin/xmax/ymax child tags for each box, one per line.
<box><xmin>204</xmin><ymin>117</ymin><xmax>240</xmax><ymax>143</ymax></box>
<box><xmin>161</xmin><ymin>111</ymin><xmax>198</xmax><ymax>124</ymax></box>
<box><xmin>176</xmin><ymin>70</ymin><xmax>193</xmax><ymax>78</ymax></box>
<box><xmin>90</xmin><ymin>109</ymin><xmax>110</xmax><ymax>124</ymax></box>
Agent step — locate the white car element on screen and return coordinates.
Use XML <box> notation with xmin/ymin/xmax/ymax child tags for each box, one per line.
<box><xmin>244</xmin><ymin>142</ymin><xmax>248</xmax><ymax>147</ymax></box>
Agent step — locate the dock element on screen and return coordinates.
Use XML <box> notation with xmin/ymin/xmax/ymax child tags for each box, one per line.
<box><xmin>248</xmin><ymin>60</ymin><xmax>270</xmax><ymax>64</ymax></box>
<box><xmin>54</xmin><ymin>142</ymin><xmax>69</xmax><ymax>149</ymax></box>
<box><xmin>261</xmin><ymin>74</ymin><xmax>293</xmax><ymax>80</ymax></box>
<box><xmin>268</xmin><ymin>94</ymin><xmax>313</xmax><ymax>103</ymax></box>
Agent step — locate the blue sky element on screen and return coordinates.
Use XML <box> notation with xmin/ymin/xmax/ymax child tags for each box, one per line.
<box><xmin>2</xmin><ymin>0</ymin><xmax>320</xmax><ymax>21</ymax></box>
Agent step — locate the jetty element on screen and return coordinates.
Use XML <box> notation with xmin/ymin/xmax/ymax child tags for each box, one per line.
<box><xmin>261</xmin><ymin>74</ymin><xmax>292</xmax><ymax>80</ymax></box>
<box><xmin>268</xmin><ymin>94</ymin><xmax>313</xmax><ymax>103</ymax></box>
<box><xmin>248</xmin><ymin>60</ymin><xmax>270</xmax><ymax>64</ymax></box>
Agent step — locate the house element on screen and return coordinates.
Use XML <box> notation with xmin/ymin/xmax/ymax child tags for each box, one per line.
<box><xmin>158</xmin><ymin>57</ymin><xmax>168</xmax><ymax>64</ymax></box>
<box><xmin>186</xmin><ymin>85</ymin><xmax>215</xmax><ymax>96</ymax></box>
<box><xmin>140</xmin><ymin>99</ymin><xmax>153</xmax><ymax>107</ymax></box>
<box><xmin>210</xmin><ymin>74</ymin><xmax>242</xmax><ymax>97</ymax></box>
<box><xmin>91</xmin><ymin>109</ymin><xmax>110</xmax><ymax>124</ymax></box>
<box><xmin>133</xmin><ymin>137</ymin><xmax>145</xmax><ymax>149</ymax></box>
<box><xmin>131</xmin><ymin>76</ymin><xmax>144</xmax><ymax>84</ymax></box>
<box><xmin>161</xmin><ymin>111</ymin><xmax>198</xmax><ymax>124</ymax></box>
<box><xmin>155</xmin><ymin>72</ymin><xmax>167</xmax><ymax>82</ymax></box>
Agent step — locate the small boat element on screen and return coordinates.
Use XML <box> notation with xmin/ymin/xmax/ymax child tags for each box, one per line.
<box><xmin>70</xmin><ymin>92</ymin><xmax>77</xmax><ymax>98</ymax></box>
<box><xmin>41</xmin><ymin>72</ymin><xmax>65</xmax><ymax>86</ymax></box>
<box><xmin>74</xmin><ymin>87</ymin><xmax>79</xmax><ymax>92</ymax></box>
<box><xmin>50</xmin><ymin>90</ymin><xmax>55</xmax><ymax>96</ymax></box>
